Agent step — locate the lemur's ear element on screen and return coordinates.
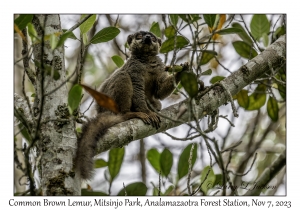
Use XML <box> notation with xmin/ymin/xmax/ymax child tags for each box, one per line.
<box><xmin>157</xmin><ymin>37</ymin><xmax>162</xmax><ymax>46</ymax></box>
<box><xmin>127</xmin><ymin>34</ymin><xmax>134</xmax><ymax>45</ymax></box>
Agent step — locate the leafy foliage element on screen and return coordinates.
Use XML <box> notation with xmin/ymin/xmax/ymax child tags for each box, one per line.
<box><xmin>232</xmin><ymin>41</ymin><xmax>258</xmax><ymax>59</ymax></box>
<box><xmin>160</xmin><ymin>36</ymin><xmax>189</xmax><ymax>53</ymax></box>
<box><xmin>117</xmin><ymin>182</ymin><xmax>147</xmax><ymax>196</ymax></box>
<box><xmin>177</xmin><ymin>144</ymin><xmax>197</xmax><ymax>180</ymax></box>
<box><xmin>150</xmin><ymin>22</ymin><xmax>161</xmax><ymax>38</ymax></box>
<box><xmin>111</xmin><ymin>55</ymin><xmax>124</xmax><ymax>68</ymax></box>
<box><xmin>200</xmin><ymin>166</ymin><xmax>216</xmax><ymax>195</ymax></box>
<box><xmin>14</xmin><ymin>14</ymin><xmax>33</xmax><ymax>31</ymax></box>
<box><xmin>180</xmin><ymin>72</ymin><xmax>198</xmax><ymax>98</ymax></box>
<box><xmin>250</xmin><ymin>14</ymin><xmax>270</xmax><ymax>40</ymax></box>
<box><xmin>80</xmin><ymin>14</ymin><xmax>97</xmax><ymax>34</ymax></box>
<box><xmin>90</xmin><ymin>27</ymin><xmax>120</xmax><ymax>44</ymax></box>
<box><xmin>68</xmin><ymin>84</ymin><xmax>82</xmax><ymax>114</ymax></box>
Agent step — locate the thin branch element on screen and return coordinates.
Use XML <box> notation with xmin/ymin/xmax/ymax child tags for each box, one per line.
<box><xmin>221</xmin><ymin>140</ymin><xmax>242</xmax><ymax>153</ymax></box>
<box><xmin>21</xmin><ymin>28</ymin><xmax>36</xmax><ymax>85</ymax></box>
<box><xmin>187</xmin><ymin>143</ymin><xmax>195</xmax><ymax>195</ymax></box>
<box><xmin>65</xmin><ymin>14</ymin><xmax>93</xmax><ymax>34</ymax></box>
<box><xmin>230</xmin><ymin>153</ymin><xmax>257</xmax><ymax>176</ymax></box>
<box><xmin>244</xmin><ymin>150</ymin><xmax>285</xmax><ymax>196</ymax></box>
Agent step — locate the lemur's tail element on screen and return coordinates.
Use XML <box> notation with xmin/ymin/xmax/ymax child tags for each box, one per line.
<box><xmin>75</xmin><ymin>112</ymin><xmax>123</xmax><ymax>180</ymax></box>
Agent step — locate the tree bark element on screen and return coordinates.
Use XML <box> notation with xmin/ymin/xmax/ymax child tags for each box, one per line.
<box><xmin>31</xmin><ymin>15</ymin><xmax>80</xmax><ymax>195</ymax></box>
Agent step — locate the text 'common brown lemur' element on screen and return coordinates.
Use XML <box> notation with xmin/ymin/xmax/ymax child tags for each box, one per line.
<box><xmin>75</xmin><ymin>31</ymin><xmax>187</xmax><ymax>180</ymax></box>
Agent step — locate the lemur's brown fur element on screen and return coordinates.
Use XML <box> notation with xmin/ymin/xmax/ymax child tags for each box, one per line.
<box><xmin>75</xmin><ymin>31</ymin><xmax>184</xmax><ymax>180</ymax></box>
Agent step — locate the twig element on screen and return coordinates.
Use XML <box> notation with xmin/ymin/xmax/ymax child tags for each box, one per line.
<box><xmin>217</xmin><ymin>82</ymin><xmax>239</xmax><ymax>117</ymax></box>
<box><xmin>221</xmin><ymin>140</ymin><xmax>242</xmax><ymax>153</ymax></box>
<box><xmin>123</xmin><ymin>183</ymin><xmax>127</xmax><ymax>196</ymax></box>
<box><xmin>219</xmin><ymin>115</ymin><xmax>235</xmax><ymax>127</ymax></box>
<box><xmin>187</xmin><ymin>143</ymin><xmax>195</xmax><ymax>195</ymax></box>
<box><xmin>65</xmin><ymin>14</ymin><xmax>93</xmax><ymax>34</ymax></box>
<box><xmin>44</xmin><ymin>67</ymin><xmax>77</xmax><ymax>97</ymax></box>
<box><xmin>191</xmin><ymin>169</ymin><xmax>211</xmax><ymax>195</ymax></box>
<box><xmin>240</xmin><ymin>15</ymin><xmax>262</xmax><ymax>53</ymax></box>
<box><xmin>21</xmin><ymin>28</ymin><xmax>36</xmax><ymax>85</ymax></box>
<box><xmin>158</xmin><ymin>170</ymin><xmax>161</xmax><ymax>196</ymax></box>
<box><xmin>230</xmin><ymin>153</ymin><xmax>257</xmax><ymax>176</ymax></box>
<box><xmin>244</xmin><ymin>150</ymin><xmax>285</xmax><ymax>196</ymax></box>
<box><xmin>214</xmin><ymin>56</ymin><xmax>232</xmax><ymax>73</ymax></box>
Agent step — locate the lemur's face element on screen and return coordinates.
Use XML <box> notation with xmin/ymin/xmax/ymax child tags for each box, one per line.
<box><xmin>127</xmin><ymin>31</ymin><xmax>162</xmax><ymax>55</ymax></box>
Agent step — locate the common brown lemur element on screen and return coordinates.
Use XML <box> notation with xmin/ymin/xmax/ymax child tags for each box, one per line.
<box><xmin>75</xmin><ymin>31</ymin><xmax>187</xmax><ymax>180</ymax></box>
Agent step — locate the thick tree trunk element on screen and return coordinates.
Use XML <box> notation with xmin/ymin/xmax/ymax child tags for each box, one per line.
<box><xmin>31</xmin><ymin>15</ymin><xmax>80</xmax><ymax>195</ymax></box>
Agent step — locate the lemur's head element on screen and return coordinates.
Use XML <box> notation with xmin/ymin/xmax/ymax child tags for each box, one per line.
<box><xmin>127</xmin><ymin>31</ymin><xmax>161</xmax><ymax>56</ymax></box>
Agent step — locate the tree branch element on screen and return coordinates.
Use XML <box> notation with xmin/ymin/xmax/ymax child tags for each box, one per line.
<box><xmin>95</xmin><ymin>35</ymin><xmax>286</xmax><ymax>154</ymax></box>
<box><xmin>244</xmin><ymin>149</ymin><xmax>286</xmax><ymax>196</ymax></box>
<box><xmin>14</xmin><ymin>93</ymin><xmax>34</xmax><ymax>126</ymax></box>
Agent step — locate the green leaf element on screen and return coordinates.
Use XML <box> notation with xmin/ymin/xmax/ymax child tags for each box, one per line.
<box><xmin>50</xmin><ymin>34</ymin><xmax>59</xmax><ymax>50</ymax></box>
<box><xmin>82</xmin><ymin>33</ymin><xmax>88</xmax><ymax>45</ymax></box>
<box><xmin>14</xmin><ymin>14</ymin><xmax>33</xmax><ymax>31</ymax></box>
<box><xmin>273</xmin><ymin>26</ymin><xmax>286</xmax><ymax>40</ymax></box>
<box><xmin>164</xmin><ymin>185</ymin><xmax>174</xmax><ymax>195</ymax></box>
<box><xmin>150</xmin><ymin>22</ymin><xmax>161</xmax><ymax>38</ymax></box>
<box><xmin>68</xmin><ymin>84</ymin><xmax>82</xmax><ymax>114</ymax></box>
<box><xmin>27</xmin><ymin>23</ymin><xmax>37</xmax><ymax>42</ymax></box>
<box><xmin>170</xmin><ymin>14</ymin><xmax>179</xmax><ymax>26</ymax></box>
<box><xmin>236</xmin><ymin>89</ymin><xmax>249</xmax><ymax>108</ymax></box>
<box><xmin>111</xmin><ymin>55</ymin><xmax>124</xmax><ymax>68</ymax></box>
<box><xmin>215</xmin><ymin>27</ymin><xmax>243</xmax><ymax>35</ymax></box>
<box><xmin>200</xmin><ymin>50</ymin><xmax>217</xmax><ymax>65</ymax></box>
<box><xmin>90</xmin><ymin>27</ymin><xmax>120</xmax><ymax>44</ymax></box>
<box><xmin>232</xmin><ymin>23</ymin><xmax>253</xmax><ymax>45</ymax></box>
<box><xmin>147</xmin><ymin>148</ymin><xmax>161</xmax><ymax>172</ymax></box>
<box><xmin>201</xmin><ymin>69</ymin><xmax>212</xmax><ymax>76</ymax></box>
<box><xmin>214</xmin><ymin>174</ymin><xmax>223</xmax><ymax>186</ymax></box>
<box><xmin>108</xmin><ymin>147</ymin><xmax>124</xmax><ymax>181</ymax></box>
<box><xmin>232</xmin><ymin>41</ymin><xmax>258</xmax><ymax>59</ymax></box>
<box><xmin>18</xmin><ymin>122</ymin><xmax>32</xmax><ymax>142</ymax></box>
<box><xmin>250</xmin><ymin>14</ymin><xmax>270</xmax><ymax>40</ymax></box>
<box><xmin>62</xmin><ymin>29</ymin><xmax>77</xmax><ymax>39</ymax></box>
<box><xmin>177</xmin><ymin>144</ymin><xmax>197</xmax><ymax>180</ymax></box>
<box><xmin>117</xmin><ymin>182</ymin><xmax>147</xmax><ymax>196</ymax></box>
<box><xmin>164</xmin><ymin>26</ymin><xmax>176</xmax><ymax>39</ymax></box>
<box><xmin>152</xmin><ymin>186</ymin><xmax>159</xmax><ymax>196</ymax></box>
<box><xmin>160</xmin><ymin>148</ymin><xmax>173</xmax><ymax>177</ymax></box>
<box><xmin>246</xmin><ymin>84</ymin><xmax>266</xmax><ymax>110</ymax></box>
<box><xmin>81</xmin><ymin>189</ymin><xmax>108</xmax><ymax>196</ymax></box>
<box><xmin>203</xmin><ymin>14</ymin><xmax>217</xmax><ymax>28</ymax></box>
<box><xmin>190</xmin><ymin>14</ymin><xmax>201</xmax><ymax>22</ymax></box>
<box><xmin>267</xmin><ymin>97</ymin><xmax>278</xmax><ymax>121</ymax></box>
<box><xmin>160</xmin><ymin>36</ymin><xmax>189</xmax><ymax>53</ymax></box>
<box><xmin>79</xmin><ymin>14</ymin><xmax>96</xmax><ymax>34</ymax></box>
<box><xmin>57</xmin><ymin>31</ymin><xmax>73</xmax><ymax>48</ymax></box>
<box><xmin>210</xmin><ymin>76</ymin><xmax>225</xmax><ymax>84</ymax></box>
<box><xmin>178</xmin><ymin>14</ymin><xmax>201</xmax><ymax>23</ymax></box>
<box><xmin>172</xmin><ymin>82</ymin><xmax>183</xmax><ymax>95</ymax></box>
<box><xmin>278</xmin><ymin>83</ymin><xmax>286</xmax><ymax>100</ymax></box>
<box><xmin>200</xmin><ymin>166</ymin><xmax>216</xmax><ymax>195</ymax></box>
<box><xmin>262</xmin><ymin>33</ymin><xmax>269</xmax><ymax>47</ymax></box>
<box><xmin>94</xmin><ymin>159</ymin><xmax>108</xmax><ymax>168</ymax></box>
<box><xmin>180</xmin><ymin>72</ymin><xmax>198</xmax><ymax>98</ymax></box>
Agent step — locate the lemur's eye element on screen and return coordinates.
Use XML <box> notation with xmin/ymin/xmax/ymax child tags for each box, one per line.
<box><xmin>136</xmin><ymin>34</ymin><xmax>142</xmax><ymax>39</ymax></box>
<box><xmin>151</xmin><ymin>36</ymin><xmax>156</xmax><ymax>42</ymax></box>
